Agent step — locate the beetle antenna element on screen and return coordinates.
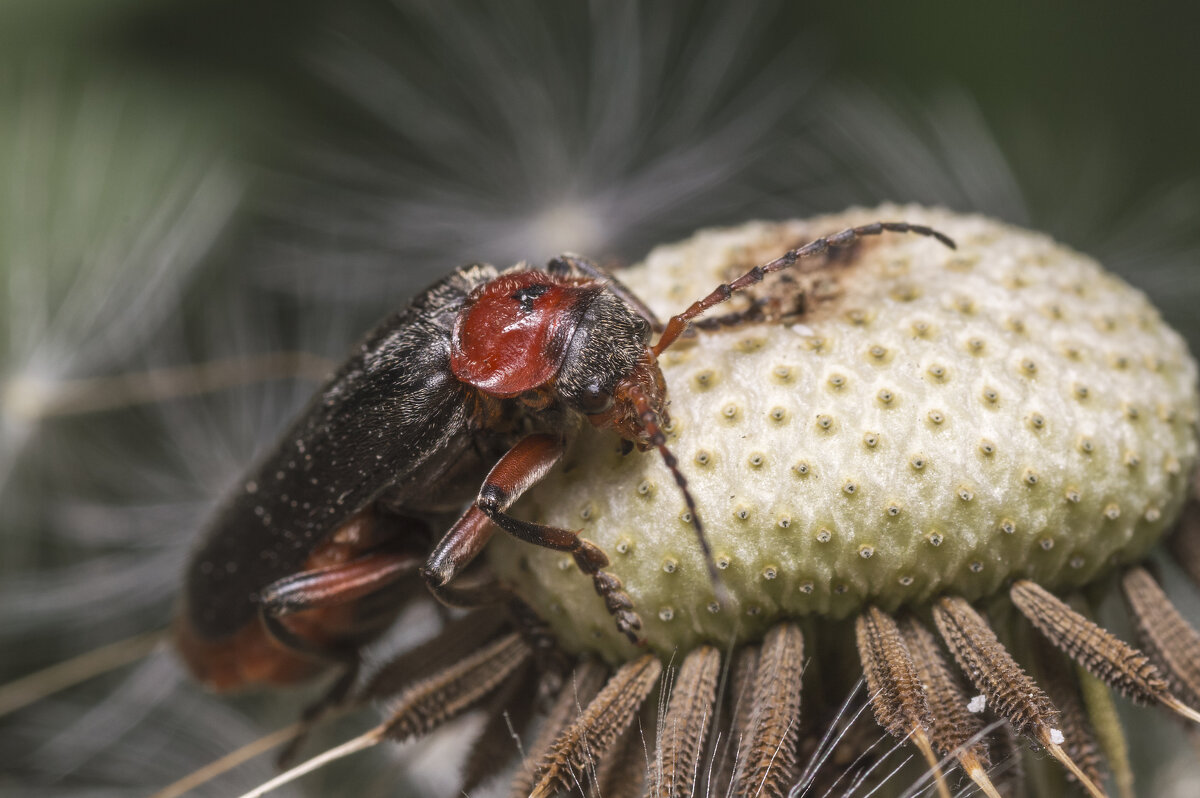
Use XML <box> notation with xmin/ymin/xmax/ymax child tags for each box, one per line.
<box><xmin>627</xmin><ymin>384</ymin><xmax>729</xmax><ymax>607</ymax></box>
<box><xmin>652</xmin><ymin>221</ymin><xmax>956</xmax><ymax>356</ymax></box>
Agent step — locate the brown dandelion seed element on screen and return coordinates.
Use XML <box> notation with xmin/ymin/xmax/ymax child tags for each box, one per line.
<box><xmin>854</xmin><ymin>607</ymin><xmax>949</xmax><ymax>798</ymax></box>
<box><xmin>1010</xmin><ymin>580</ymin><xmax>1200</xmax><ymax>725</ymax></box>
<box><xmin>530</xmin><ymin>654</ymin><xmax>662</xmax><ymax>797</ymax></box>
<box><xmin>653</xmin><ymin>645</ymin><xmax>721</xmax><ymax>798</ymax></box>
<box><xmin>380</xmin><ymin>632</ymin><xmax>531</xmax><ymax>742</ymax></box>
<box><xmin>900</xmin><ymin>616</ymin><xmax>1001</xmax><ymax>798</ymax></box>
<box><xmin>711</xmin><ymin>645</ymin><xmax>759</xmax><ymax>791</ymax></box>
<box><xmin>362</xmin><ymin>610</ymin><xmax>508</xmax><ymax>702</ymax></box>
<box><xmin>1121</xmin><ymin>566</ymin><xmax>1200</xmax><ymax>708</ymax></box>
<box><xmin>461</xmin><ymin>663</ymin><xmax>539</xmax><ymax>793</ymax></box>
<box><xmin>591</xmin><ymin>722</ymin><xmax>647</xmax><ymax>798</ymax></box>
<box><xmin>731</xmin><ymin>622</ymin><xmax>804</xmax><ymax>797</ymax></box>
<box><xmin>1031</xmin><ymin>634</ymin><xmax>1107</xmax><ymax>792</ymax></box>
<box><xmin>932</xmin><ymin>595</ymin><xmax>1106</xmax><ymax>798</ymax></box>
<box><xmin>509</xmin><ymin>661</ymin><xmax>607</xmax><ymax>798</ymax></box>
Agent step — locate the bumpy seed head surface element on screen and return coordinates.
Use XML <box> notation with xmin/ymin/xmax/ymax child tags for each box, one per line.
<box><xmin>487</xmin><ymin>205</ymin><xmax>1200</xmax><ymax>659</ymax></box>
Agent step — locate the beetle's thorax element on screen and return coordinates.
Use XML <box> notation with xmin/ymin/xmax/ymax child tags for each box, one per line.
<box><xmin>450</xmin><ymin>270</ymin><xmax>657</xmax><ymax>444</ymax></box>
<box><xmin>450</xmin><ymin>270</ymin><xmax>601</xmax><ymax>397</ymax></box>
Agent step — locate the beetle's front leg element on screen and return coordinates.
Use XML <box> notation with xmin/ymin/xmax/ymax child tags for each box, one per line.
<box><xmin>423</xmin><ymin>433</ymin><xmax>644</xmax><ymax>644</ymax></box>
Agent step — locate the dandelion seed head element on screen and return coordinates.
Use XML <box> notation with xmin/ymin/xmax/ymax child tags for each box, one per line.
<box><xmin>6</xmin><ymin>5</ymin><xmax>1200</xmax><ymax>797</ymax></box>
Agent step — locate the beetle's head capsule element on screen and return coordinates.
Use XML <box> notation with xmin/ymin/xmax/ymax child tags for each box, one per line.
<box><xmin>556</xmin><ymin>290</ymin><xmax>660</xmax><ymax>442</ymax></box>
<box><xmin>582</xmin><ymin>351</ymin><xmax>668</xmax><ymax>448</ymax></box>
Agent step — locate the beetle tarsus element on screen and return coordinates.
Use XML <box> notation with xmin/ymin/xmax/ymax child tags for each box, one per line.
<box><xmin>571</xmin><ymin>539</ymin><xmax>610</xmax><ymax>573</ymax></box>
<box><xmin>615</xmin><ymin>610</ymin><xmax>645</xmax><ymax>646</ymax></box>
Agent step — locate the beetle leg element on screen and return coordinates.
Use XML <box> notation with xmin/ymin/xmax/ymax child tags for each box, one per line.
<box><xmin>258</xmin><ymin>549</ymin><xmax>422</xmax><ymax>741</ymax></box>
<box><xmin>422</xmin><ymin>506</ymin><xmax>529</xmax><ymax>611</ymax></box>
<box><xmin>425</xmin><ymin>433</ymin><xmax>644</xmax><ymax>644</ymax></box>
<box><xmin>423</xmin><ymin>506</ymin><xmax>497</xmax><ymax>593</ymax></box>
<box><xmin>257</xmin><ymin>549</ymin><xmax>420</xmax><ymax>671</ymax></box>
<box><xmin>256</xmin><ymin>604</ymin><xmax>363</xmax><ymax>767</ymax></box>
<box><xmin>260</xmin><ymin>550</ymin><xmax>421</xmax><ymax>617</ymax></box>
<box><xmin>256</xmin><ymin>550</ymin><xmax>421</xmax><ymax>765</ymax></box>
<box><xmin>271</xmin><ymin>657</ymin><xmax>363</xmax><ymax>767</ymax></box>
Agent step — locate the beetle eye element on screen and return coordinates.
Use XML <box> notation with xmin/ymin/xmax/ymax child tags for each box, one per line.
<box><xmin>579</xmin><ymin>381</ymin><xmax>614</xmax><ymax>414</ymax></box>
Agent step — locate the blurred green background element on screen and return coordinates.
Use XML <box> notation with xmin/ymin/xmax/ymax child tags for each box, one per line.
<box><xmin>10</xmin><ymin>0</ymin><xmax>1200</xmax><ymax>210</ymax></box>
<box><xmin>2</xmin><ymin>1</ymin><xmax>1198</xmax><ymax>796</ymax></box>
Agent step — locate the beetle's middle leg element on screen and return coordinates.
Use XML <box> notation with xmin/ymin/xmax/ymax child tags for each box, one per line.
<box><xmin>423</xmin><ymin>433</ymin><xmax>644</xmax><ymax>644</ymax></box>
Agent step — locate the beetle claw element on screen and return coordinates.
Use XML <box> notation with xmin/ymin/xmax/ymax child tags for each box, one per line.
<box><xmin>573</xmin><ymin>539</ymin><xmax>610</xmax><ymax>573</ymax></box>
<box><xmin>616</xmin><ymin>610</ymin><xmax>645</xmax><ymax>645</ymax></box>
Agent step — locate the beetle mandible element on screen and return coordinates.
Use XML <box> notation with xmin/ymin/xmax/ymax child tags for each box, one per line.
<box><xmin>175</xmin><ymin>221</ymin><xmax>955</xmax><ymax>699</ymax></box>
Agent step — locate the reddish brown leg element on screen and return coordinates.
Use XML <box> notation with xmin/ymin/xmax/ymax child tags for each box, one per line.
<box><xmin>273</xmin><ymin>657</ymin><xmax>362</xmax><ymax>767</ymax></box>
<box><xmin>423</xmin><ymin>506</ymin><xmax>497</xmax><ymax>592</ymax></box>
<box><xmin>260</xmin><ymin>551</ymin><xmax>421</xmax><ymax>618</ymax></box>
<box><xmin>420</xmin><ymin>506</ymin><xmax>516</xmax><ymax>609</ymax></box>
<box><xmin>257</xmin><ymin>548</ymin><xmax>421</xmax><ymax>765</ymax></box>
<box><xmin>258</xmin><ymin>549</ymin><xmax>420</xmax><ymax>689</ymax></box>
<box><xmin>424</xmin><ymin>433</ymin><xmax>644</xmax><ymax>643</ymax></box>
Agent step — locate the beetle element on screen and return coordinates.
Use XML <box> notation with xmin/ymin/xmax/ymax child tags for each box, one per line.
<box><xmin>174</xmin><ymin>221</ymin><xmax>954</xmax><ymax>702</ymax></box>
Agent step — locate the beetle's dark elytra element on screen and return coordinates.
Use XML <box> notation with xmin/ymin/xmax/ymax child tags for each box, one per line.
<box><xmin>184</xmin><ymin>264</ymin><xmax>499</xmax><ymax>639</ymax></box>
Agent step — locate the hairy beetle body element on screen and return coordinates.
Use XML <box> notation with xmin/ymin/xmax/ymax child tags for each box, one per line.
<box><xmin>176</xmin><ymin>257</ymin><xmax>669</xmax><ymax>687</ymax></box>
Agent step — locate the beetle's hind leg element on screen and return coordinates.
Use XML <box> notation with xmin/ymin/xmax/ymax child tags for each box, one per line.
<box><xmin>423</xmin><ymin>433</ymin><xmax>644</xmax><ymax>644</ymax></box>
<box><xmin>257</xmin><ymin>546</ymin><xmax>423</xmax><ymax>764</ymax></box>
<box><xmin>257</xmin><ymin>546</ymin><xmax>422</xmax><ymax>671</ymax></box>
